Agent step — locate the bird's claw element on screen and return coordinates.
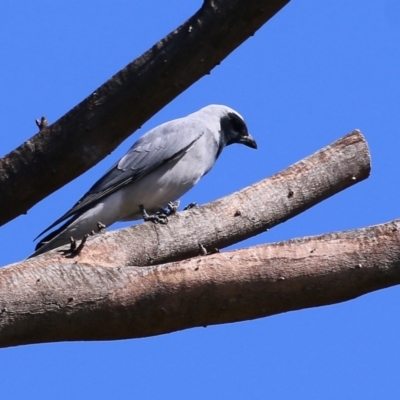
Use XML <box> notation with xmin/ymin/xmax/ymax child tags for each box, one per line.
<box><xmin>97</xmin><ymin>221</ymin><xmax>106</xmax><ymax>232</ymax></box>
<box><xmin>74</xmin><ymin>235</ymin><xmax>89</xmax><ymax>254</ymax></box>
<box><xmin>166</xmin><ymin>201</ymin><xmax>180</xmax><ymax>215</ymax></box>
<box><xmin>62</xmin><ymin>222</ymin><xmax>104</xmax><ymax>257</ymax></box>
<box><xmin>91</xmin><ymin>222</ymin><xmax>106</xmax><ymax>236</ymax></box>
<box><xmin>148</xmin><ymin>213</ymin><xmax>169</xmax><ymax>224</ymax></box>
<box><xmin>62</xmin><ymin>235</ymin><xmax>88</xmax><ymax>257</ymax></box>
<box><xmin>140</xmin><ymin>200</ymin><xmax>194</xmax><ymax>224</ymax></box>
<box><xmin>140</xmin><ymin>205</ymin><xmax>169</xmax><ymax>225</ymax></box>
<box><xmin>69</xmin><ymin>236</ymin><xmax>77</xmax><ymax>252</ymax></box>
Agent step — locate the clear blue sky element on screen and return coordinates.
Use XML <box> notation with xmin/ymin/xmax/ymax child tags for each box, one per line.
<box><xmin>1</xmin><ymin>1</ymin><xmax>400</xmax><ymax>398</ymax></box>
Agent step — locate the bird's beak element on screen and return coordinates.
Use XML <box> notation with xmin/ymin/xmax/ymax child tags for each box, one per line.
<box><xmin>240</xmin><ymin>134</ymin><xmax>258</xmax><ymax>149</ymax></box>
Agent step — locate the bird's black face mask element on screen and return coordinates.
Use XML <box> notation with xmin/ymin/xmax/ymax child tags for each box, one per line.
<box><xmin>220</xmin><ymin>112</ymin><xmax>257</xmax><ymax>150</ymax></box>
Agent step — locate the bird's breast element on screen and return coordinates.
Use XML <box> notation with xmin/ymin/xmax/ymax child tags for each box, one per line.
<box><xmin>118</xmin><ymin>147</ymin><xmax>215</xmax><ymax>221</ymax></box>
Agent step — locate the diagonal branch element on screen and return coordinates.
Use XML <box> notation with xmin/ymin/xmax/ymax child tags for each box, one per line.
<box><xmin>1</xmin><ymin>218</ymin><xmax>399</xmax><ymax>348</ymax></box>
<box><xmin>0</xmin><ymin>0</ymin><xmax>289</xmax><ymax>227</ymax></box>
<box><xmin>29</xmin><ymin>130</ymin><xmax>370</xmax><ymax>266</ymax></box>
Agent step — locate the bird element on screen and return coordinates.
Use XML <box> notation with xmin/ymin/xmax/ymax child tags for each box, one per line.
<box><xmin>30</xmin><ymin>104</ymin><xmax>257</xmax><ymax>257</ymax></box>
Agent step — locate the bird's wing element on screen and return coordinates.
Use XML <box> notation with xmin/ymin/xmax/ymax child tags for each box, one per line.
<box><xmin>35</xmin><ymin>119</ymin><xmax>206</xmax><ymax>239</ymax></box>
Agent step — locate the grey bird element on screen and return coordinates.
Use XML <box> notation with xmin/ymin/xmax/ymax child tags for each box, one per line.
<box><xmin>31</xmin><ymin>104</ymin><xmax>257</xmax><ymax>257</ymax></box>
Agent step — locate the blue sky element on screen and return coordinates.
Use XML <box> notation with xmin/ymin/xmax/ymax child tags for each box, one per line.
<box><xmin>1</xmin><ymin>0</ymin><xmax>400</xmax><ymax>398</ymax></box>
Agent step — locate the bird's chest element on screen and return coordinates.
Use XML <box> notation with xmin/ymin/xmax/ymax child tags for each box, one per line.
<box><xmin>152</xmin><ymin>152</ymin><xmax>208</xmax><ymax>196</ymax></box>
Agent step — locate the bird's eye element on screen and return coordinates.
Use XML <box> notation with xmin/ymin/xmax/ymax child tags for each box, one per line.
<box><xmin>227</xmin><ymin>112</ymin><xmax>246</xmax><ymax>134</ymax></box>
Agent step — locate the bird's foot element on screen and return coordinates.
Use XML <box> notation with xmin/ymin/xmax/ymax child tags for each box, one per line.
<box><xmin>62</xmin><ymin>235</ymin><xmax>89</xmax><ymax>257</ymax></box>
<box><xmin>183</xmin><ymin>202</ymin><xmax>198</xmax><ymax>211</ymax></box>
<box><xmin>140</xmin><ymin>205</ymin><xmax>168</xmax><ymax>225</ymax></box>
<box><xmin>165</xmin><ymin>201</ymin><xmax>180</xmax><ymax>215</ymax></box>
<box><xmin>97</xmin><ymin>221</ymin><xmax>106</xmax><ymax>232</ymax></box>
<box><xmin>90</xmin><ymin>222</ymin><xmax>107</xmax><ymax>236</ymax></box>
<box><xmin>63</xmin><ymin>222</ymin><xmax>104</xmax><ymax>257</ymax></box>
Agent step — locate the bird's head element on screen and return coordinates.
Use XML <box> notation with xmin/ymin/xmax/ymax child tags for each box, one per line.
<box><xmin>219</xmin><ymin>109</ymin><xmax>257</xmax><ymax>150</ymax></box>
<box><xmin>196</xmin><ymin>104</ymin><xmax>258</xmax><ymax>154</ymax></box>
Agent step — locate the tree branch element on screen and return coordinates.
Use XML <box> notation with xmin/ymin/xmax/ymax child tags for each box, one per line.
<box><xmin>28</xmin><ymin>130</ymin><xmax>370</xmax><ymax>265</ymax></box>
<box><xmin>0</xmin><ymin>129</ymin><xmax>373</xmax><ymax>347</ymax></box>
<box><xmin>1</xmin><ymin>218</ymin><xmax>399</xmax><ymax>348</ymax></box>
<box><xmin>0</xmin><ymin>0</ymin><xmax>289</xmax><ymax>227</ymax></box>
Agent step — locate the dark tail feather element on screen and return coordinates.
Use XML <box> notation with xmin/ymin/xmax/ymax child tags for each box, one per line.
<box><xmin>34</xmin><ymin>215</ymin><xmax>79</xmax><ymax>251</ymax></box>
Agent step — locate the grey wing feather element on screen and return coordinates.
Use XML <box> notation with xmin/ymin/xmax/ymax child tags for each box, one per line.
<box><xmin>35</xmin><ymin>119</ymin><xmax>205</xmax><ymax>239</ymax></box>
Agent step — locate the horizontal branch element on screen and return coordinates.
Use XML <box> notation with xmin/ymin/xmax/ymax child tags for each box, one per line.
<box><xmin>0</xmin><ymin>0</ymin><xmax>289</xmax><ymax>227</ymax></box>
<box><xmin>1</xmin><ymin>218</ymin><xmax>399</xmax><ymax>348</ymax></box>
<box><xmin>28</xmin><ymin>129</ymin><xmax>370</xmax><ymax>266</ymax></box>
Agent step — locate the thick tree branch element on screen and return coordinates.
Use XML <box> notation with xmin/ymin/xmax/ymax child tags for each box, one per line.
<box><xmin>1</xmin><ymin>219</ymin><xmax>399</xmax><ymax>348</ymax></box>
<box><xmin>29</xmin><ymin>130</ymin><xmax>370</xmax><ymax>266</ymax></box>
<box><xmin>0</xmin><ymin>129</ymin><xmax>372</xmax><ymax>347</ymax></box>
<box><xmin>0</xmin><ymin>0</ymin><xmax>289</xmax><ymax>227</ymax></box>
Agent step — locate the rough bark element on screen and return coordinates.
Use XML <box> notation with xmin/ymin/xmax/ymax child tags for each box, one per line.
<box><xmin>0</xmin><ymin>0</ymin><xmax>289</xmax><ymax>227</ymax></box>
<box><xmin>1</xmin><ymin>219</ymin><xmax>399</xmax><ymax>348</ymax></box>
<box><xmin>28</xmin><ymin>130</ymin><xmax>370</xmax><ymax>266</ymax></box>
